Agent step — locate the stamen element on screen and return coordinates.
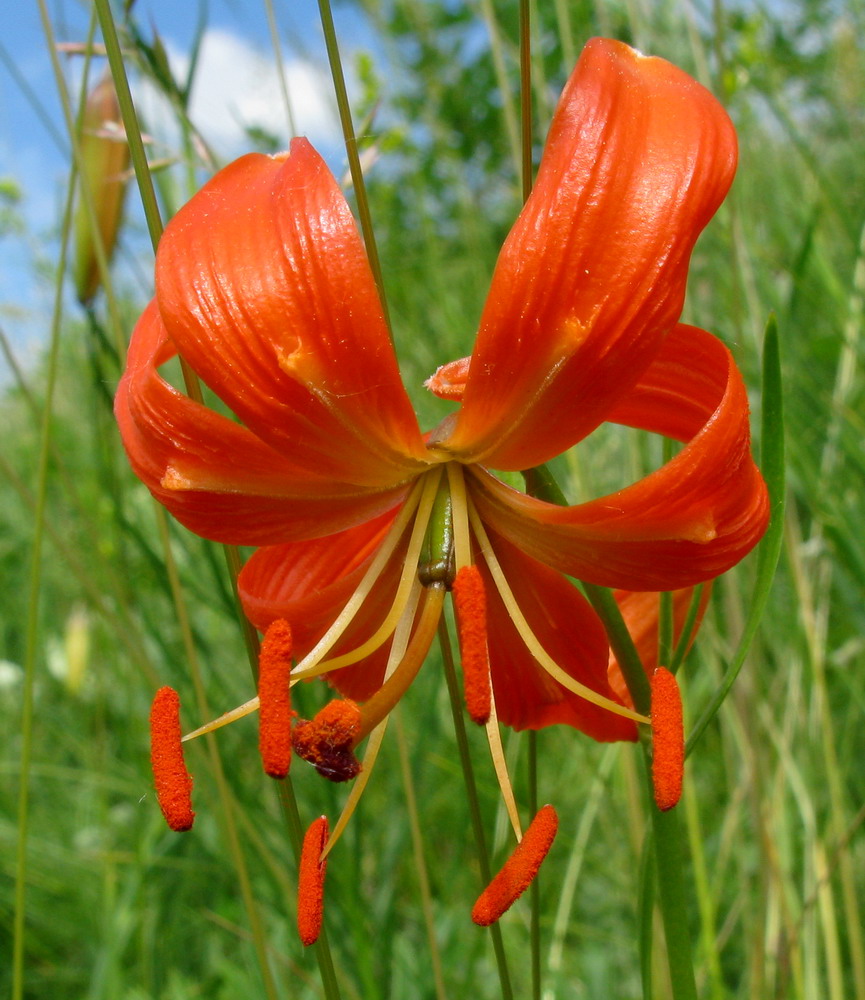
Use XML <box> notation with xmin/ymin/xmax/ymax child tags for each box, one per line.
<box><xmin>484</xmin><ymin>698</ymin><xmax>522</xmax><ymax>841</ymax></box>
<box><xmin>297</xmin><ymin>816</ymin><xmax>328</xmax><ymax>946</ymax></box>
<box><xmin>290</xmin><ymin>469</ymin><xmax>442</xmax><ymax>683</ymax></box>
<box><xmin>465</xmin><ymin>501</ymin><xmax>650</xmax><ymax>725</ymax></box>
<box><xmin>149</xmin><ymin>686</ymin><xmax>195</xmax><ymax>831</ymax></box>
<box><xmin>446</xmin><ymin>462</ymin><xmax>472</xmax><ymax>572</ymax></box>
<box><xmin>258</xmin><ymin>619</ymin><xmax>293</xmax><ymax>778</ymax></box>
<box><xmin>180</xmin><ymin>473</ymin><xmax>441</xmax><ymax>749</ymax></box>
<box><xmin>452</xmin><ymin>565</ymin><xmax>491</xmax><ymax>725</ymax></box>
<box><xmin>471</xmin><ymin>804</ymin><xmax>558</xmax><ymax>926</ymax></box>
<box><xmin>182</xmin><ymin>695</ymin><xmax>259</xmax><ymax>742</ymax></box>
<box><xmin>321</xmin><ymin>581</ymin><xmax>423</xmax><ymax>861</ymax></box>
<box><xmin>356</xmin><ymin>583</ymin><xmax>446</xmax><ymax>736</ymax></box>
<box><xmin>650</xmin><ymin>667</ymin><xmax>684</xmax><ymax>811</ymax></box>
<box><xmin>293</xmin><ymin>700</ymin><xmax>363</xmax><ymax>782</ymax></box>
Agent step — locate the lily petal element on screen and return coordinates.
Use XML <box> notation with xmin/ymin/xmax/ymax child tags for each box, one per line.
<box><xmin>480</xmin><ymin>533</ymin><xmax>637</xmax><ymax>740</ymax></box>
<box><xmin>470</xmin><ymin>325</ymin><xmax>769</xmax><ymax>591</ymax></box>
<box><xmin>238</xmin><ymin>513</ymin><xmax>402</xmax><ymax>701</ymax></box>
<box><xmin>154</xmin><ymin>139</ymin><xmax>429</xmax><ymax>486</ymax></box>
<box><xmin>434</xmin><ymin>38</ymin><xmax>737</xmax><ymax>470</ymax></box>
<box><xmin>116</xmin><ymin>302</ymin><xmax>411</xmax><ymax>545</ymax></box>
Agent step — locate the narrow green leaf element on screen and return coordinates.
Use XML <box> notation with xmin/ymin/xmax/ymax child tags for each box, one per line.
<box><xmin>687</xmin><ymin>315</ymin><xmax>786</xmax><ymax>753</ymax></box>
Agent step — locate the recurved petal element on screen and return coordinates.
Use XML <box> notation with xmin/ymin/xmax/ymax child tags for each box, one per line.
<box><xmin>116</xmin><ymin>301</ymin><xmax>411</xmax><ymax>545</ymax></box>
<box><xmin>470</xmin><ymin>325</ymin><xmax>769</xmax><ymax>591</ymax></box>
<box><xmin>480</xmin><ymin>533</ymin><xmax>637</xmax><ymax>740</ymax></box>
<box><xmin>434</xmin><ymin>38</ymin><xmax>737</xmax><ymax>470</ymax></box>
<box><xmin>238</xmin><ymin>513</ymin><xmax>403</xmax><ymax>702</ymax></box>
<box><xmin>154</xmin><ymin>139</ymin><xmax>429</xmax><ymax>486</ymax></box>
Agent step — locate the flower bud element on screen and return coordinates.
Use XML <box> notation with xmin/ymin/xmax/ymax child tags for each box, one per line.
<box><xmin>73</xmin><ymin>74</ymin><xmax>130</xmax><ymax>305</ymax></box>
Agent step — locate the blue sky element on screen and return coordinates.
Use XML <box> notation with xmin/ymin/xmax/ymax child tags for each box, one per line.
<box><xmin>0</xmin><ymin>0</ymin><xmax>373</xmax><ymax>372</ymax></box>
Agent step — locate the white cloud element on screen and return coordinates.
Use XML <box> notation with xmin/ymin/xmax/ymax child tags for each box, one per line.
<box><xmin>138</xmin><ymin>28</ymin><xmax>341</xmax><ymax>156</ymax></box>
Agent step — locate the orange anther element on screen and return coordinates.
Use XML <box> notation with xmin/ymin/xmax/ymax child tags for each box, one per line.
<box><xmin>471</xmin><ymin>804</ymin><xmax>558</xmax><ymax>926</ymax></box>
<box><xmin>650</xmin><ymin>667</ymin><xmax>685</xmax><ymax>811</ymax></box>
<box><xmin>453</xmin><ymin>564</ymin><xmax>491</xmax><ymax>725</ymax></box>
<box><xmin>292</xmin><ymin>700</ymin><xmax>362</xmax><ymax>782</ymax></box>
<box><xmin>258</xmin><ymin>619</ymin><xmax>293</xmax><ymax>778</ymax></box>
<box><xmin>297</xmin><ymin>815</ymin><xmax>329</xmax><ymax>946</ymax></box>
<box><xmin>149</xmin><ymin>686</ymin><xmax>194</xmax><ymax>831</ymax></box>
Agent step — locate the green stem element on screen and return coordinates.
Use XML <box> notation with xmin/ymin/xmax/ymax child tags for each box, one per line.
<box><xmin>645</xmin><ymin>770</ymin><xmax>699</xmax><ymax>1000</ymax></box>
<box><xmin>277</xmin><ymin>782</ymin><xmax>343</xmax><ymax>1000</ymax></box>
<box><xmin>528</xmin><ymin>731</ymin><xmax>541</xmax><ymax>1000</ymax></box>
<box><xmin>156</xmin><ymin>511</ymin><xmax>280</xmax><ymax>1000</ymax></box>
<box><xmin>519</xmin><ymin>0</ymin><xmax>533</xmax><ymax>204</ymax></box>
<box><xmin>317</xmin><ymin>0</ymin><xmax>392</xmax><ymax>339</ymax></box>
<box><xmin>13</xmin><ymin>12</ymin><xmax>81</xmax><ymax>997</ymax></box>
<box><xmin>439</xmin><ymin>620</ymin><xmax>514</xmax><ymax>1000</ymax></box>
<box><xmin>523</xmin><ymin>461</ymin><xmax>698</xmax><ymax>998</ymax></box>
<box><xmin>93</xmin><ymin>0</ymin><xmax>162</xmax><ymax>249</ymax></box>
<box><xmin>94</xmin><ymin>0</ymin><xmax>204</xmax><ymax>402</ymax></box>
<box><xmin>395</xmin><ymin>711</ymin><xmax>448</xmax><ymax>1000</ymax></box>
<box><xmin>637</xmin><ymin>828</ymin><xmax>656</xmax><ymax>999</ymax></box>
<box><xmin>96</xmin><ymin>4</ymin><xmax>346</xmax><ymax>991</ymax></box>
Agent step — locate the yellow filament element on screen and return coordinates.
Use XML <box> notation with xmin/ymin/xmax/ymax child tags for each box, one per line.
<box><xmin>182</xmin><ymin>473</ymin><xmax>438</xmax><ymax>742</ymax></box>
<box><xmin>356</xmin><ymin>584</ymin><xmax>445</xmax><ymax>735</ymax></box>
<box><xmin>466</xmin><ymin>500</ymin><xmax>650</xmax><ymax>725</ymax></box>
<box><xmin>485</xmin><ymin>694</ymin><xmax>523</xmax><ymax>841</ymax></box>
<box><xmin>447</xmin><ymin>462</ymin><xmax>473</xmax><ymax>573</ymax></box>
<box><xmin>182</xmin><ymin>695</ymin><xmax>259</xmax><ymax>742</ymax></box>
<box><xmin>320</xmin><ymin>580</ymin><xmax>423</xmax><ymax>862</ymax></box>
<box><xmin>290</xmin><ymin>468</ymin><xmax>443</xmax><ymax>683</ymax></box>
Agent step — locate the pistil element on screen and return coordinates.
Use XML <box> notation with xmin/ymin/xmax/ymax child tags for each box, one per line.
<box><xmin>355</xmin><ymin>584</ymin><xmax>446</xmax><ymax>737</ymax></box>
<box><xmin>292</xmin><ymin>701</ymin><xmax>363</xmax><ymax>782</ymax></box>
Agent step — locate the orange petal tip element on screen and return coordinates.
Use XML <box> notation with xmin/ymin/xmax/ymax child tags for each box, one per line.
<box><xmin>651</xmin><ymin>667</ymin><xmax>685</xmax><ymax>811</ymax></box>
<box><xmin>149</xmin><ymin>686</ymin><xmax>195</xmax><ymax>831</ymax></box>
<box><xmin>471</xmin><ymin>804</ymin><xmax>558</xmax><ymax>926</ymax></box>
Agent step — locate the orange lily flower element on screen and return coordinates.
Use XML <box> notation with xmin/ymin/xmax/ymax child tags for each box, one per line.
<box><xmin>118</xmin><ymin>38</ymin><xmax>768</xmax><ymax>928</ymax></box>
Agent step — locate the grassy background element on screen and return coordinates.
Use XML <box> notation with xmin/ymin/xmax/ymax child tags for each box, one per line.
<box><xmin>3</xmin><ymin>1</ymin><xmax>864</xmax><ymax>997</ymax></box>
